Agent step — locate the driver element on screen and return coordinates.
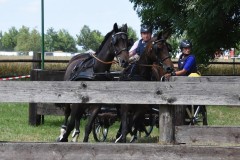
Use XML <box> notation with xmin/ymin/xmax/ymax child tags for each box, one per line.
<box><xmin>129</xmin><ymin>24</ymin><xmax>152</xmax><ymax>62</ymax></box>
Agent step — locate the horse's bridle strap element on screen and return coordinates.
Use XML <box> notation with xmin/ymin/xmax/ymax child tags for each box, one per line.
<box><xmin>160</xmin><ymin>56</ymin><xmax>171</xmax><ymax>63</ymax></box>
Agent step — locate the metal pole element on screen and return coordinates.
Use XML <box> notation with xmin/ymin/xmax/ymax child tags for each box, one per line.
<box><xmin>41</xmin><ymin>0</ymin><xmax>45</xmax><ymax>70</ymax></box>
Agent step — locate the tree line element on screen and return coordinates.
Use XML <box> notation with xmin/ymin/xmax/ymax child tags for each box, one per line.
<box><xmin>0</xmin><ymin>25</ymin><xmax>138</xmax><ymax>54</ymax></box>
<box><xmin>130</xmin><ymin>0</ymin><xmax>240</xmax><ymax>64</ymax></box>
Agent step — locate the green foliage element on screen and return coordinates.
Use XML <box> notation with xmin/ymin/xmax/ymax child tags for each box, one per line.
<box><xmin>127</xmin><ymin>26</ymin><xmax>138</xmax><ymax>41</ymax></box>
<box><xmin>1</xmin><ymin>27</ymin><xmax>18</xmax><ymax>51</ymax></box>
<box><xmin>55</xmin><ymin>29</ymin><xmax>77</xmax><ymax>52</ymax></box>
<box><xmin>76</xmin><ymin>25</ymin><xmax>104</xmax><ymax>51</ymax></box>
<box><xmin>45</xmin><ymin>28</ymin><xmax>59</xmax><ymax>52</ymax></box>
<box><xmin>1</xmin><ymin>24</ymin><xmax>138</xmax><ymax>53</ymax></box>
<box><xmin>15</xmin><ymin>26</ymin><xmax>31</xmax><ymax>52</ymax></box>
<box><xmin>129</xmin><ymin>0</ymin><xmax>240</xmax><ymax>65</ymax></box>
<box><xmin>29</xmin><ymin>29</ymin><xmax>41</xmax><ymax>53</ymax></box>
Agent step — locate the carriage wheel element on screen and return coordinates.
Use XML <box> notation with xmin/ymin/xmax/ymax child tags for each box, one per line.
<box><xmin>184</xmin><ymin>105</ymin><xmax>208</xmax><ymax>125</ymax></box>
<box><xmin>92</xmin><ymin>117</ymin><xmax>108</xmax><ymax>142</ymax></box>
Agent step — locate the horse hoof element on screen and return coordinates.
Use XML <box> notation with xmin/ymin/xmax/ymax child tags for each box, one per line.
<box><xmin>56</xmin><ymin>137</ymin><xmax>61</xmax><ymax>142</ymax></box>
<box><xmin>130</xmin><ymin>135</ymin><xmax>137</xmax><ymax>143</ymax></box>
<box><xmin>56</xmin><ymin>137</ymin><xmax>68</xmax><ymax>142</ymax></box>
<box><xmin>115</xmin><ymin>134</ymin><xmax>122</xmax><ymax>143</ymax></box>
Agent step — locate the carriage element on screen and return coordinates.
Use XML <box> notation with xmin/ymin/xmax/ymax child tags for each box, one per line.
<box><xmin>57</xmin><ymin>23</ymin><xmax>208</xmax><ymax>143</ymax></box>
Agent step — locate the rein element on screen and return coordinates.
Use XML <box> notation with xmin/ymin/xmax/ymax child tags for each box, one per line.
<box><xmin>138</xmin><ymin>55</ymin><xmax>171</xmax><ymax>68</ymax></box>
<box><xmin>90</xmin><ymin>53</ymin><xmax>118</xmax><ymax>64</ymax></box>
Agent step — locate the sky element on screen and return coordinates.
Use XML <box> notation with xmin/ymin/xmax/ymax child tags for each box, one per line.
<box><xmin>0</xmin><ymin>0</ymin><xmax>141</xmax><ymax>38</ymax></box>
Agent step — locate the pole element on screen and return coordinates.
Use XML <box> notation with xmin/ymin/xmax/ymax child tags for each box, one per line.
<box><xmin>41</xmin><ymin>0</ymin><xmax>45</xmax><ymax>70</ymax></box>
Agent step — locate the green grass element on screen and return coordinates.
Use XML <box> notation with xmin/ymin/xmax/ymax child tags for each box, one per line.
<box><xmin>0</xmin><ymin>103</ymin><xmax>239</xmax><ymax>143</ymax></box>
<box><xmin>207</xmin><ymin>106</ymin><xmax>240</xmax><ymax>125</ymax></box>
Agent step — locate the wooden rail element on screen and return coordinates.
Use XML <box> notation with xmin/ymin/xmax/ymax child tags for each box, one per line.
<box><xmin>0</xmin><ymin>79</ymin><xmax>239</xmax><ymax>105</ymax></box>
<box><xmin>0</xmin><ymin>76</ymin><xmax>240</xmax><ymax>158</ymax></box>
<box><xmin>0</xmin><ymin>143</ymin><xmax>239</xmax><ymax>160</ymax></box>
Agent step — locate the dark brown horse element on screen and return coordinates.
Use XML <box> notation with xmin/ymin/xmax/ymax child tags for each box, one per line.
<box><xmin>115</xmin><ymin>31</ymin><xmax>174</xmax><ymax>143</ymax></box>
<box><xmin>57</xmin><ymin>23</ymin><xmax>129</xmax><ymax>142</ymax></box>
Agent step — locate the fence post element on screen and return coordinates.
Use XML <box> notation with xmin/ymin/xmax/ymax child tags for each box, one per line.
<box><xmin>159</xmin><ymin>105</ymin><xmax>174</xmax><ymax>144</ymax></box>
<box><xmin>29</xmin><ymin>52</ymin><xmax>42</xmax><ymax>126</ymax></box>
<box><xmin>32</xmin><ymin>52</ymin><xmax>41</xmax><ymax>69</ymax></box>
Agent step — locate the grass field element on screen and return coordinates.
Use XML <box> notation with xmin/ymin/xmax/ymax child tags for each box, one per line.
<box><xmin>0</xmin><ymin>103</ymin><xmax>239</xmax><ymax>143</ymax></box>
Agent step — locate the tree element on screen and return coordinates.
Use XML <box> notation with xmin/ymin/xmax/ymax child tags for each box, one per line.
<box><xmin>15</xmin><ymin>26</ymin><xmax>31</xmax><ymax>52</ymax></box>
<box><xmin>45</xmin><ymin>27</ymin><xmax>59</xmax><ymax>52</ymax></box>
<box><xmin>127</xmin><ymin>26</ymin><xmax>138</xmax><ymax>41</ymax></box>
<box><xmin>129</xmin><ymin>0</ymin><xmax>240</xmax><ymax>64</ymax></box>
<box><xmin>29</xmin><ymin>29</ymin><xmax>41</xmax><ymax>53</ymax></box>
<box><xmin>1</xmin><ymin>27</ymin><xmax>18</xmax><ymax>51</ymax></box>
<box><xmin>0</xmin><ymin>31</ymin><xmax>2</xmax><ymax>50</ymax></box>
<box><xmin>76</xmin><ymin>25</ymin><xmax>103</xmax><ymax>51</ymax></box>
<box><xmin>55</xmin><ymin>29</ymin><xmax>77</xmax><ymax>52</ymax></box>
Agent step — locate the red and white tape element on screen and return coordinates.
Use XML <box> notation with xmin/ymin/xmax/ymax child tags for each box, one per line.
<box><xmin>0</xmin><ymin>75</ymin><xmax>31</xmax><ymax>81</ymax></box>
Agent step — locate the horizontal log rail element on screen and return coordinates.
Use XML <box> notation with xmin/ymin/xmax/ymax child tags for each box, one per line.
<box><xmin>0</xmin><ymin>79</ymin><xmax>239</xmax><ymax>105</ymax></box>
<box><xmin>0</xmin><ymin>143</ymin><xmax>239</xmax><ymax>160</ymax></box>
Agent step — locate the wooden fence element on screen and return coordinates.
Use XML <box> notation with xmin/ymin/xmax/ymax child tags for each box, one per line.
<box><xmin>0</xmin><ymin>75</ymin><xmax>240</xmax><ymax>159</ymax></box>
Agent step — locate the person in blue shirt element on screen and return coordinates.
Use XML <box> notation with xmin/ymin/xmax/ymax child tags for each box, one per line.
<box><xmin>165</xmin><ymin>39</ymin><xmax>197</xmax><ymax>78</ymax></box>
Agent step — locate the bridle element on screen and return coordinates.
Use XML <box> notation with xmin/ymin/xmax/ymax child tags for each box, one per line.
<box><xmin>137</xmin><ymin>39</ymin><xmax>171</xmax><ymax>68</ymax></box>
<box><xmin>152</xmin><ymin>39</ymin><xmax>171</xmax><ymax>64</ymax></box>
<box><xmin>91</xmin><ymin>32</ymin><xmax>128</xmax><ymax>65</ymax></box>
<box><xmin>111</xmin><ymin>32</ymin><xmax>128</xmax><ymax>56</ymax></box>
<box><xmin>151</xmin><ymin>39</ymin><xmax>174</xmax><ymax>73</ymax></box>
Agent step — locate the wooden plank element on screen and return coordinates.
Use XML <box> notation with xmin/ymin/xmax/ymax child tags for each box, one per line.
<box><xmin>175</xmin><ymin>126</ymin><xmax>240</xmax><ymax>145</ymax></box>
<box><xmin>0</xmin><ymin>143</ymin><xmax>239</xmax><ymax>160</ymax></box>
<box><xmin>170</xmin><ymin>76</ymin><xmax>240</xmax><ymax>82</ymax></box>
<box><xmin>0</xmin><ymin>81</ymin><xmax>239</xmax><ymax>105</ymax></box>
<box><xmin>36</xmin><ymin>103</ymin><xmax>64</xmax><ymax>115</ymax></box>
<box><xmin>32</xmin><ymin>69</ymin><xmax>65</xmax><ymax>81</ymax></box>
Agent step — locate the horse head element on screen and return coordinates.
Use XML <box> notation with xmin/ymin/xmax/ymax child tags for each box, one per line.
<box><xmin>110</xmin><ymin>23</ymin><xmax>129</xmax><ymax>68</ymax></box>
<box><xmin>144</xmin><ymin>31</ymin><xmax>174</xmax><ymax>80</ymax></box>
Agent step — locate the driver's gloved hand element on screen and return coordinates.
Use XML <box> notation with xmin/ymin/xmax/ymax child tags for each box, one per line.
<box><xmin>129</xmin><ymin>54</ymin><xmax>140</xmax><ymax>63</ymax></box>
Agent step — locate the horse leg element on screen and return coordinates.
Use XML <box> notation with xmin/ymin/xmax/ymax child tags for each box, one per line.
<box><xmin>116</xmin><ymin>104</ymin><xmax>129</xmax><ymax>143</ymax></box>
<box><xmin>116</xmin><ymin>122</ymin><xmax>122</xmax><ymax>140</ymax></box>
<box><xmin>130</xmin><ymin>105</ymin><xmax>148</xmax><ymax>142</ymax></box>
<box><xmin>115</xmin><ymin>105</ymin><xmax>122</xmax><ymax>139</ymax></box>
<box><xmin>71</xmin><ymin>104</ymin><xmax>86</xmax><ymax>142</ymax></box>
<box><xmin>71</xmin><ymin>117</ymin><xmax>81</xmax><ymax>142</ymax></box>
<box><xmin>59</xmin><ymin>104</ymin><xmax>82</xmax><ymax>142</ymax></box>
<box><xmin>83</xmin><ymin>105</ymin><xmax>101</xmax><ymax>142</ymax></box>
<box><xmin>57</xmin><ymin>103</ymin><xmax>71</xmax><ymax>142</ymax></box>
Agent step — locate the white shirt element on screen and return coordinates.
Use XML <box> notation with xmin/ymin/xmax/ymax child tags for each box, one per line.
<box><xmin>129</xmin><ymin>40</ymin><xmax>140</xmax><ymax>57</ymax></box>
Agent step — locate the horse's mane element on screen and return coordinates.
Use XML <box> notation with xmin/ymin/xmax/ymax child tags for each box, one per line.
<box><xmin>95</xmin><ymin>30</ymin><xmax>114</xmax><ymax>54</ymax></box>
<box><xmin>68</xmin><ymin>29</ymin><xmax>115</xmax><ymax>64</ymax></box>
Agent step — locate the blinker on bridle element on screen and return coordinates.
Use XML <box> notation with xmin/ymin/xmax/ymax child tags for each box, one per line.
<box><xmin>152</xmin><ymin>39</ymin><xmax>171</xmax><ymax>63</ymax></box>
<box><xmin>111</xmin><ymin>32</ymin><xmax>128</xmax><ymax>56</ymax></box>
<box><xmin>90</xmin><ymin>32</ymin><xmax>128</xmax><ymax>65</ymax></box>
